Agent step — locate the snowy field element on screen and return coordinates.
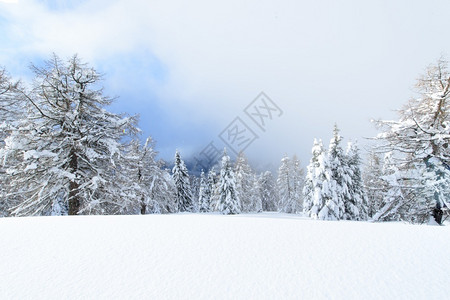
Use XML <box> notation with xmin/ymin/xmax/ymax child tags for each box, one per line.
<box><xmin>0</xmin><ymin>213</ymin><xmax>449</xmax><ymax>299</ymax></box>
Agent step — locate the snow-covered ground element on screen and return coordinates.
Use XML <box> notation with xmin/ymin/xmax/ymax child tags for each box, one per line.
<box><xmin>0</xmin><ymin>213</ymin><xmax>448</xmax><ymax>299</ymax></box>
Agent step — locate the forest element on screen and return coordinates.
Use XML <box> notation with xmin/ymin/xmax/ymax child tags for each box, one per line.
<box><xmin>1</xmin><ymin>54</ymin><xmax>449</xmax><ymax>225</ymax></box>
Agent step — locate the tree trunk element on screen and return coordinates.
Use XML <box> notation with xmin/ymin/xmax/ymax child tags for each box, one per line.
<box><xmin>68</xmin><ymin>151</ymin><xmax>80</xmax><ymax>215</ymax></box>
<box><xmin>433</xmin><ymin>192</ymin><xmax>443</xmax><ymax>225</ymax></box>
<box><xmin>424</xmin><ymin>156</ymin><xmax>445</xmax><ymax>225</ymax></box>
<box><xmin>141</xmin><ymin>196</ymin><xmax>146</xmax><ymax>215</ymax></box>
<box><xmin>433</xmin><ymin>206</ymin><xmax>443</xmax><ymax>225</ymax></box>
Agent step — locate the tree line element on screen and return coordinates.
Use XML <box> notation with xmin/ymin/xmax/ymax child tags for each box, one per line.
<box><xmin>0</xmin><ymin>54</ymin><xmax>449</xmax><ymax>224</ymax></box>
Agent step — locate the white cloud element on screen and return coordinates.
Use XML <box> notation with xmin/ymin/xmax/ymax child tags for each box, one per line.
<box><xmin>2</xmin><ymin>0</ymin><xmax>450</xmax><ymax>164</ymax></box>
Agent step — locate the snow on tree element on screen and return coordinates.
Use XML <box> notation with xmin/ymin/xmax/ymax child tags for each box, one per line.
<box><xmin>303</xmin><ymin>126</ymin><xmax>355</xmax><ymax>221</ymax></box>
<box><xmin>156</xmin><ymin>160</ymin><xmax>178</xmax><ymax>213</ymax></box>
<box><xmin>371</xmin><ymin>152</ymin><xmax>407</xmax><ymax>222</ymax></box>
<box><xmin>198</xmin><ymin>171</ymin><xmax>210</xmax><ymax>212</ymax></box>
<box><xmin>303</xmin><ymin>139</ymin><xmax>334</xmax><ymax>219</ymax></box>
<box><xmin>416</xmin><ymin>157</ymin><xmax>450</xmax><ymax>223</ymax></box>
<box><xmin>369</xmin><ymin>152</ymin><xmax>443</xmax><ymax>224</ymax></box>
<box><xmin>363</xmin><ymin>150</ymin><xmax>386</xmax><ymax>218</ymax></box>
<box><xmin>234</xmin><ymin>152</ymin><xmax>255</xmax><ymax>212</ymax></box>
<box><xmin>207</xmin><ymin>168</ymin><xmax>218</xmax><ymax>211</ymax></box>
<box><xmin>277</xmin><ymin>154</ymin><xmax>305</xmax><ymax>214</ymax></box>
<box><xmin>250</xmin><ymin>174</ymin><xmax>263</xmax><ymax>213</ymax></box>
<box><xmin>277</xmin><ymin>155</ymin><xmax>293</xmax><ymax>213</ymax></box>
<box><xmin>318</xmin><ymin>125</ymin><xmax>351</xmax><ymax>220</ymax></box>
<box><xmin>344</xmin><ymin>141</ymin><xmax>368</xmax><ymax>220</ymax></box>
<box><xmin>374</xmin><ymin>58</ymin><xmax>450</xmax><ymax>224</ymax></box>
<box><xmin>0</xmin><ymin>67</ymin><xmax>24</xmax><ymax>127</ymax></box>
<box><xmin>190</xmin><ymin>175</ymin><xmax>200</xmax><ymax>213</ymax></box>
<box><xmin>303</xmin><ymin>139</ymin><xmax>324</xmax><ymax>217</ymax></box>
<box><xmin>214</xmin><ymin>150</ymin><xmax>240</xmax><ymax>214</ymax></box>
<box><xmin>0</xmin><ymin>68</ymin><xmax>25</xmax><ymax>216</ymax></box>
<box><xmin>172</xmin><ymin>150</ymin><xmax>194</xmax><ymax>212</ymax></box>
<box><xmin>50</xmin><ymin>195</ymin><xmax>69</xmax><ymax>216</ymax></box>
<box><xmin>1</xmin><ymin>54</ymin><xmax>139</xmax><ymax>216</ymax></box>
<box><xmin>124</xmin><ymin>138</ymin><xmax>176</xmax><ymax>215</ymax></box>
<box><xmin>291</xmin><ymin>155</ymin><xmax>305</xmax><ymax>213</ymax></box>
<box><xmin>257</xmin><ymin>171</ymin><xmax>278</xmax><ymax>211</ymax></box>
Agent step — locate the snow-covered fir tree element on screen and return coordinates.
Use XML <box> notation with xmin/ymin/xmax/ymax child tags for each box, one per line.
<box><xmin>234</xmin><ymin>152</ymin><xmax>255</xmax><ymax>212</ymax></box>
<box><xmin>291</xmin><ymin>155</ymin><xmax>305</xmax><ymax>213</ymax></box>
<box><xmin>172</xmin><ymin>150</ymin><xmax>194</xmax><ymax>212</ymax></box>
<box><xmin>190</xmin><ymin>174</ymin><xmax>200</xmax><ymax>213</ymax></box>
<box><xmin>369</xmin><ymin>152</ymin><xmax>441</xmax><ymax>224</ymax></box>
<box><xmin>319</xmin><ymin>125</ymin><xmax>348</xmax><ymax>220</ymax></box>
<box><xmin>345</xmin><ymin>141</ymin><xmax>368</xmax><ymax>220</ymax></box>
<box><xmin>207</xmin><ymin>168</ymin><xmax>218</xmax><ymax>211</ymax></box>
<box><xmin>277</xmin><ymin>154</ymin><xmax>305</xmax><ymax>214</ymax></box>
<box><xmin>374</xmin><ymin>58</ymin><xmax>450</xmax><ymax>224</ymax></box>
<box><xmin>1</xmin><ymin>54</ymin><xmax>139</xmax><ymax>216</ymax></box>
<box><xmin>154</xmin><ymin>159</ymin><xmax>178</xmax><ymax>213</ymax></box>
<box><xmin>303</xmin><ymin>139</ymin><xmax>334</xmax><ymax>219</ymax></box>
<box><xmin>198</xmin><ymin>171</ymin><xmax>210</xmax><ymax>212</ymax></box>
<box><xmin>363</xmin><ymin>151</ymin><xmax>386</xmax><ymax>218</ymax></box>
<box><xmin>277</xmin><ymin>155</ymin><xmax>293</xmax><ymax>213</ymax></box>
<box><xmin>371</xmin><ymin>152</ymin><xmax>406</xmax><ymax>222</ymax></box>
<box><xmin>124</xmin><ymin>138</ymin><xmax>176</xmax><ymax>215</ymax></box>
<box><xmin>303</xmin><ymin>139</ymin><xmax>324</xmax><ymax>217</ymax></box>
<box><xmin>214</xmin><ymin>150</ymin><xmax>240</xmax><ymax>214</ymax></box>
<box><xmin>258</xmin><ymin>171</ymin><xmax>278</xmax><ymax>211</ymax></box>
<box><xmin>304</xmin><ymin>128</ymin><xmax>362</xmax><ymax>221</ymax></box>
<box><xmin>415</xmin><ymin>157</ymin><xmax>450</xmax><ymax>223</ymax></box>
<box><xmin>250</xmin><ymin>175</ymin><xmax>263</xmax><ymax>213</ymax></box>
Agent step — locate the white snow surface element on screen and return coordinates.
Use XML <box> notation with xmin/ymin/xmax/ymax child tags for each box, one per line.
<box><xmin>0</xmin><ymin>213</ymin><xmax>449</xmax><ymax>299</ymax></box>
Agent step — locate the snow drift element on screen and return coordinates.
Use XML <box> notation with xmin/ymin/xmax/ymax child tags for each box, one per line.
<box><xmin>0</xmin><ymin>213</ymin><xmax>448</xmax><ymax>299</ymax></box>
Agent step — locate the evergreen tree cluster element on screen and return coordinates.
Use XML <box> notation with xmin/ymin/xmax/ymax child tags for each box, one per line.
<box><xmin>302</xmin><ymin>125</ymin><xmax>368</xmax><ymax>221</ymax></box>
<box><xmin>1</xmin><ymin>54</ymin><xmax>449</xmax><ymax>224</ymax></box>
<box><xmin>277</xmin><ymin>155</ymin><xmax>304</xmax><ymax>214</ymax></box>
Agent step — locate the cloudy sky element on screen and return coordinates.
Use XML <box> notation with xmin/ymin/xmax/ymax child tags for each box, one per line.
<box><xmin>1</xmin><ymin>0</ymin><xmax>450</xmax><ymax>170</ymax></box>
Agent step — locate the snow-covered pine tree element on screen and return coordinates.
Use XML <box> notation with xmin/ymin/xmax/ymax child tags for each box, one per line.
<box><xmin>317</xmin><ymin>125</ymin><xmax>348</xmax><ymax>220</ymax></box>
<box><xmin>291</xmin><ymin>155</ymin><xmax>305</xmax><ymax>213</ymax></box>
<box><xmin>214</xmin><ymin>150</ymin><xmax>240</xmax><ymax>214</ymax></box>
<box><xmin>363</xmin><ymin>150</ymin><xmax>386</xmax><ymax>218</ymax></box>
<box><xmin>207</xmin><ymin>168</ymin><xmax>218</xmax><ymax>211</ymax></box>
<box><xmin>258</xmin><ymin>171</ymin><xmax>278</xmax><ymax>211</ymax></box>
<box><xmin>345</xmin><ymin>141</ymin><xmax>368</xmax><ymax>220</ymax></box>
<box><xmin>372</xmin><ymin>152</ymin><xmax>406</xmax><ymax>222</ymax></box>
<box><xmin>198</xmin><ymin>171</ymin><xmax>210</xmax><ymax>212</ymax></box>
<box><xmin>124</xmin><ymin>138</ymin><xmax>176</xmax><ymax>215</ymax></box>
<box><xmin>172</xmin><ymin>150</ymin><xmax>194</xmax><ymax>212</ymax></box>
<box><xmin>190</xmin><ymin>174</ymin><xmax>200</xmax><ymax>213</ymax></box>
<box><xmin>277</xmin><ymin>155</ymin><xmax>294</xmax><ymax>213</ymax></box>
<box><xmin>250</xmin><ymin>174</ymin><xmax>263</xmax><ymax>213</ymax></box>
<box><xmin>234</xmin><ymin>152</ymin><xmax>255</xmax><ymax>212</ymax></box>
<box><xmin>1</xmin><ymin>54</ymin><xmax>139</xmax><ymax>216</ymax></box>
<box><xmin>415</xmin><ymin>157</ymin><xmax>450</xmax><ymax>223</ymax></box>
<box><xmin>154</xmin><ymin>159</ymin><xmax>178</xmax><ymax>213</ymax></box>
<box><xmin>303</xmin><ymin>139</ymin><xmax>335</xmax><ymax>219</ymax></box>
<box><xmin>370</xmin><ymin>152</ymin><xmax>438</xmax><ymax>223</ymax></box>
<box><xmin>374</xmin><ymin>58</ymin><xmax>450</xmax><ymax>224</ymax></box>
<box><xmin>303</xmin><ymin>139</ymin><xmax>323</xmax><ymax>217</ymax></box>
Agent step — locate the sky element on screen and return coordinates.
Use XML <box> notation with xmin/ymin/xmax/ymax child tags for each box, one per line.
<box><xmin>1</xmin><ymin>0</ymin><xmax>450</xmax><ymax>171</ymax></box>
